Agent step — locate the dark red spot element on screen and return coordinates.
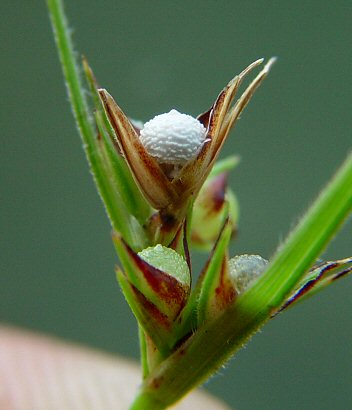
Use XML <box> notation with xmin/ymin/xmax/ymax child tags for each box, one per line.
<box><xmin>151</xmin><ymin>376</ymin><xmax>164</xmax><ymax>389</ymax></box>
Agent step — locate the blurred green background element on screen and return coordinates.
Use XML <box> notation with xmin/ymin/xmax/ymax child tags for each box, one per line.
<box><xmin>1</xmin><ymin>1</ymin><xmax>351</xmax><ymax>409</ymax></box>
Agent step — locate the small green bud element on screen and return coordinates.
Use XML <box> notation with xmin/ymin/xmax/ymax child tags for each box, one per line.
<box><xmin>191</xmin><ymin>172</ymin><xmax>239</xmax><ymax>250</ymax></box>
<box><xmin>114</xmin><ymin>236</ymin><xmax>192</xmax><ymax>351</ymax></box>
<box><xmin>229</xmin><ymin>254</ymin><xmax>268</xmax><ymax>294</ymax></box>
<box><xmin>138</xmin><ymin>244</ymin><xmax>190</xmax><ymax>287</ymax></box>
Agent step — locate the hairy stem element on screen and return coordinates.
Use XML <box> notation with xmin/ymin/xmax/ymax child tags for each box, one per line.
<box><xmin>47</xmin><ymin>0</ymin><xmax>142</xmax><ymax>245</ymax></box>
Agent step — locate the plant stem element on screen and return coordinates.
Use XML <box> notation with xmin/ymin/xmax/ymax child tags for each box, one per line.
<box><xmin>47</xmin><ymin>0</ymin><xmax>144</xmax><ymax>246</ymax></box>
<box><xmin>130</xmin><ymin>152</ymin><xmax>352</xmax><ymax>409</ymax></box>
<box><xmin>138</xmin><ymin>325</ymin><xmax>149</xmax><ymax>379</ymax></box>
<box><xmin>129</xmin><ymin>393</ymin><xmax>165</xmax><ymax>410</ymax></box>
<box><xmin>47</xmin><ymin>0</ymin><xmax>92</xmax><ymax>142</ymax></box>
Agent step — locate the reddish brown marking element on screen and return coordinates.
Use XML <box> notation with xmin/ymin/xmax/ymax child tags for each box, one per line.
<box><xmin>150</xmin><ymin>376</ymin><xmax>164</xmax><ymax>389</ymax></box>
<box><xmin>208</xmin><ymin>89</ymin><xmax>226</xmax><ymax>139</ymax></box>
<box><xmin>159</xmin><ymin>211</ymin><xmax>178</xmax><ymax>231</ymax></box>
<box><xmin>131</xmin><ymin>284</ymin><xmax>170</xmax><ymax>329</ymax></box>
<box><xmin>197</xmin><ymin>107</ymin><xmax>212</xmax><ymax>128</ymax></box>
<box><xmin>274</xmin><ymin>268</ymin><xmax>326</xmax><ymax>315</ymax></box>
<box><xmin>177</xmin><ymin>347</ymin><xmax>186</xmax><ymax>356</ymax></box>
<box><xmin>210</xmin><ymin>173</ymin><xmax>227</xmax><ymax>212</ymax></box>
<box><xmin>182</xmin><ymin>220</ymin><xmax>191</xmax><ymax>274</ymax></box>
<box><xmin>168</xmin><ymin>222</ymin><xmax>183</xmax><ymax>250</ymax></box>
<box><xmin>214</xmin><ymin>257</ymin><xmax>236</xmax><ymax>310</ymax></box>
<box><xmin>95</xmin><ymin>122</ymin><xmax>102</xmax><ymax>141</ymax></box>
<box><xmin>333</xmin><ymin>267</ymin><xmax>352</xmax><ymax>281</ymax></box>
<box><xmin>122</xmin><ymin>239</ymin><xmax>187</xmax><ymax>310</ymax></box>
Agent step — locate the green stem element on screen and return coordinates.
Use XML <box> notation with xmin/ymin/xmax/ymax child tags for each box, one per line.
<box><xmin>130</xmin><ymin>152</ymin><xmax>352</xmax><ymax>409</ymax></box>
<box><xmin>47</xmin><ymin>0</ymin><xmax>92</xmax><ymax>143</ymax></box>
<box><xmin>138</xmin><ymin>325</ymin><xmax>149</xmax><ymax>379</ymax></box>
<box><xmin>129</xmin><ymin>393</ymin><xmax>165</xmax><ymax>410</ymax></box>
<box><xmin>47</xmin><ymin>0</ymin><xmax>142</xmax><ymax>246</ymax></box>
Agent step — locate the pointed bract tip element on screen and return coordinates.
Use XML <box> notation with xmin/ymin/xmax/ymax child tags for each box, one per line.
<box><xmin>98</xmin><ymin>88</ymin><xmax>109</xmax><ymax>99</ymax></box>
<box><xmin>263</xmin><ymin>57</ymin><xmax>277</xmax><ymax>73</ymax></box>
